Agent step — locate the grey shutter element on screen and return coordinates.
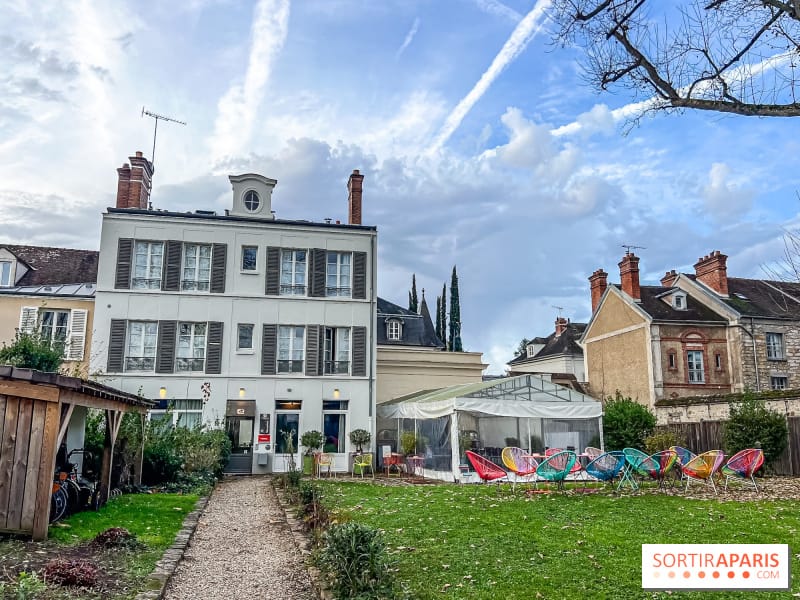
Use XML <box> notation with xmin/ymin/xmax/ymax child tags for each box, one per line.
<box><xmin>114</xmin><ymin>239</ymin><xmax>133</xmax><ymax>289</ymax></box>
<box><xmin>309</xmin><ymin>248</ymin><xmax>327</xmax><ymax>297</ymax></box>
<box><xmin>205</xmin><ymin>321</ymin><xmax>223</xmax><ymax>374</ymax></box>
<box><xmin>352</xmin><ymin>326</ymin><xmax>367</xmax><ymax>377</ymax></box>
<box><xmin>265</xmin><ymin>247</ymin><xmax>281</xmax><ymax>295</ymax></box>
<box><xmin>210</xmin><ymin>243</ymin><xmax>227</xmax><ymax>293</ymax></box>
<box><xmin>107</xmin><ymin>319</ymin><xmax>127</xmax><ymax>373</ymax></box>
<box><xmin>261</xmin><ymin>324</ymin><xmax>277</xmax><ymax>375</ymax></box>
<box><xmin>305</xmin><ymin>325</ymin><xmax>321</xmax><ymax>376</ymax></box>
<box><xmin>162</xmin><ymin>240</ymin><xmax>182</xmax><ymax>291</ymax></box>
<box><xmin>155</xmin><ymin>320</ymin><xmax>177</xmax><ymax>374</ymax></box>
<box><xmin>353</xmin><ymin>251</ymin><xmax>367</xmax><ymax>299</ymax></box>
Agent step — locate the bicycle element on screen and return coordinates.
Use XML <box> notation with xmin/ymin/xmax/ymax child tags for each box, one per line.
<box><xmin>65</xmin><ymin>449</ymin><xmax>101</xmax><ymax>511</ymax></box>
<box><xmin>49</xmin><ymin>475</ymin><xmax>68</xmax><ymax>523</ymax></box>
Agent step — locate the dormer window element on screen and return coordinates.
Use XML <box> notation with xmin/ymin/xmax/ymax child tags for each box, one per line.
<box><xmin>672</xmin><ymin>292</ymin><xmax>687</xmax><ymax>310</ymax></box>
<box><xmin>526</xmin><ymin>345</ymin><xmax>536</xmax><ymax>358</ymax></box>
<box><xmin>0</xmin><ymin>261</ymin><xmax>11</xmax><ymax>287</ymax></box>
<box><xmin>243</xmin><ymin>190</ymin><xmax>261</xmax><ymax>212</ymax></box>
<box><xmin>387</xmin><ymin>319</ymin><xmax>402</xmax><ymax>341</ymax></box>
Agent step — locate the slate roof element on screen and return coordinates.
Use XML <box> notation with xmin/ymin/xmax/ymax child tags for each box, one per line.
<box><xmin>1</xmin><ymin>245</ymin><xmax>99</xmax><ymax>285</ymax></box>
<box><xmin>377</xmin><ymin>297</ymin><xmax>444</xmax><ymax>348</ymax></box>
<box><xmin>634</xmin><ymin>285</ymin><xmax>727</xmax><ymax>323</ymax></box>
<box><xmin>690</xmin><ymin>276</ymin><xmax>800</xmax><ymax>320</ymax></box>
<box><xmin>508</xmin><ymin>322</ymin><xmax>587</xmax><ymax>365</ymax></box>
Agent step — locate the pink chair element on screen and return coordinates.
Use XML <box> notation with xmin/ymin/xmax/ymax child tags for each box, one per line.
<box><xmin>721</xmin><ymin>448</ymin><xmax>764</xmax><ymax>492</ymax></box>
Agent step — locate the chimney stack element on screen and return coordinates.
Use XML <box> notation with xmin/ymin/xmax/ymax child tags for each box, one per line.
<box><xmin>619</xmin><ymin>252</ymin><xmax>641</xmax><ymax>301</ymax></box>
<box><xmin>661</xmin><ymin>270</ymin><xmax>678</xmax><ymax>287</ymax></box>
<box><xmin>694</xmin><ymin>250</ymin><xmax>728</xmax><ymax>296</ymax></box>
<box><xmin>589</xmin><ymin>269</ymin><xmax>608</xmax><ymax>313</ymax></box>
<box><xmin>347</xmin><ymin>169</ymin><xmax>364</xmax><ymax>225</ymax></box>
<box><xmin>116</xmin><ymin>151</ymin><xmax>153</xmax><ymax>209</ymax></box>
<box><xmin>555</xmin><ymin>316</ymin><xmax>569</xmax><ymax>337</ymax></box>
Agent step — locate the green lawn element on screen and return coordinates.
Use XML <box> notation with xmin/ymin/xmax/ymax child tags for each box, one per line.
<box><xmin>318</xmin><ymin>482</ymin><xmax>800</xmax><ymax>599</ymax></box>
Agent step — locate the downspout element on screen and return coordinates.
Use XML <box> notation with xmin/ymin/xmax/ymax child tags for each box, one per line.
<box><xmin>369</xmin><ymin>233</ymin><xmax>377</xmax><ymax>430</ymax></box>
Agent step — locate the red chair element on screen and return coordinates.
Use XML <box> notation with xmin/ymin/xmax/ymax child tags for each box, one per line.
<box><xmin>546</xmin><ymin>447</ymin><xmax>583</xmax><ymax>478</ymax></box>
<box><xmin>465</xmin><ymin>451</ymin><xmax>507</xmax><ymax>484</ymax></box>
<box><xmin>721</xmin><ymin>448</ymin><xmax>764</xmax><ymax>492</ymax></box>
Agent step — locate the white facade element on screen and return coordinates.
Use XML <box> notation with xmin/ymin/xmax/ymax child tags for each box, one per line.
<box><xmin>91</xmin><ymin>176</ymin><xmax>377</xmax><ymax>473</ymax></box>
<box><xmin>510</xmin><ymin>354</ymin><xmax>585</xmax><ymax>382</ymax></box>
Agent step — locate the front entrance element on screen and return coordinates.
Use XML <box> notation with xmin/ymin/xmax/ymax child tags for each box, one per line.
<box><xmin>274</xmin><ymin>412</ymin><xmax>300</xmax><ymax>472</ymax></box>
<box><xmin>226</xmin><ymin>416</ymin><xmax>254</xmax><ymax>453</ymax></box>
<box><xmin>225</xmin><ymin>400</ymin><xmax>256</xmax><ymax>474</ymax></box>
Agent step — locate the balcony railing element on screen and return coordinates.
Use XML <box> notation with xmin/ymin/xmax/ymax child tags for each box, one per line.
<box><xmin>176</xmin><ymin>358</ymin><xmax>205</xmax><ymax>372</ymax></box>
<box><xmin>324</xmin><ymin>360</ymin><xmax>350</xmax><ymax>375</ymax></box>
<box><xmin>277</xmin><ymin>359</ymin><xmax>304</xmax><ymax>373</ymax></box>
<box><xmin>280</xmin><ymin>284</ymin><xmax>307</xmax><ymax>295</ymax></box>
<box><xmin>125</xmin><ymin>356</ymin><xmax>155</xmax><ymax>371</ymax></box>
<box><xmin>325</xmin><ymin>286</ymin><xmax>351</xmax><ymax>297</ymax></box>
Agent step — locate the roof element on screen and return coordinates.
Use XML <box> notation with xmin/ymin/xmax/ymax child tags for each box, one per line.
<box><xmin>508</xmin><ymin>322</ymin><xmax>587</xmax><ymax>365</ymax></box>
<box><xmin>377</xmin><ymin>297</ymin><xmax>444</xmax><ymax>348</ymax></box>
<box><xmin>1</xmin><ymin>245</ymin><xmax>99</xmax><ymax>285</ymax></box>
<box><xmin>0</xmin><ymin>283</ymin><xmax>96</xmax><ymax>298</ymax></box>
<box><xmin>715</xmin><ymin>277</ymin><xmax>800</xmax><ymax>320</ymax></box>
<box><xmin>625</xmin><ymin>285</ymin><xmax>727</xmax><ymax>323</ymax></box>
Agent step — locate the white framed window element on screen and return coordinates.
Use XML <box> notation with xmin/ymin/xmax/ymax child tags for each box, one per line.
<box><xmin>150</xmin><ymin>399</ymin><xmax>203</xmax><ymax>429</ymax></box>
<box><xmin>40</xmin><ymin>310</ymin><xmax>69</xmax><ymax>348</ymax></box>
<box><xmin>324</xmin><ymin>327</ymin><xmax>350</xmax><ymax>375</ymax></box>
<box><xmin>125</xmin><ymin>321</ymin><xmax>157</xmax><ymax>371</ymax></box>
<box><xmin>176</xmin><ymin>322</ymin><xmax>207</xmax><ymax>372</ymax></box>
<box><xmin>243</xmin><ymin>190</ymin><xmax>261</xmax><ymax>212</ymax></box>
<box><xmin>182</xmin><ymin>243</ymin><xmax>211</xmax><ymax>291</ymax></box>
<box><xmin>323</xmin><ymin>400</ymin><xmax>349</xmax><ymax>453</ymax></box>
<box><xmin>526</xmin><ymin>345</ymin><xmax>536</xmax><ymax>358</ymax></box>
<box><xmin>326</xmin><ymin>252</ymin><xmax>351</xmax><ymax>297</ymax></box>
<box><xmin>277</xmin><ymin>325</ymin><xmax>305</xmax><ymax>373</ymax></box>
<box><xmin>241</xmin><ymin>246</ymin><xmax>258</xmax><ymax>271</ymax></box>
<box><xmin>687</xmin><ymin>350</ymin><xmax>705</xmax><ymax>383</ymax></box>
<box><xmin>771</xmin><ymin>376</ymin><xmax>788</xmax><ymax>390</ymax></box>
<box><xmin>132</xmin><ymin>241</ymin><xmax>164</xmax><ymax>289</ymax></box>
<box><xmin>386</xmin><ymin>319</ymin><xmax>402</xmax><ymax>341</ymax></box>
<box><xmin>673</xmin><ymin>293</ymin><xmax>686</xmax><ymax>309</ymax></box>
<box><xmin>280</xmin><ymin>249</ymin><xmax>307</xmax><ymax>295</ymax></box>
<box><xmin>766</xmin><ymin>332</ymin><xmax>784</xmax><ymax>360</ymax></box>
<box><xmin>237</xmin><ymin>324</ymin><xmax>254</xmax><ymax>351</ymax></box>
<box><xmin>0</xmin><ymin>261</ymin><xmax>11</xmax><ymax>287</ymax></box>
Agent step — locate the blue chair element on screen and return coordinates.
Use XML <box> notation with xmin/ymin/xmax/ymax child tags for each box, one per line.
<box><xmin>535</xmin><ymin>450</ymin><xmax>577</xmax><ymax>491</ymax></box>
<box><xmin>585</xmin><ymin>451</ymin><xmax>625</xmax><ymax>488</ymax></box>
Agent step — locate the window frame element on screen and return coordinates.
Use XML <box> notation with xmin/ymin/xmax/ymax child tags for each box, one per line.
<box><xmin>386</xmin><ymin>319</ymin><xmax>402</xmax><ymax>341</ymax></box>
<box><xmin>237</xmin><ymin>323</ymin><xmax>255</xmax><ymax>352</ymax></box>
<box><xmin>323</xmin><ymin>402</ymin><xmax>348</xmax><ymax>453</ymax></box>
<box><xmin>686</xmin><ymin>350</ymin><xmax>705</xmax><ymax>384</ymax></box>
<box><xmin>132</xmin><ymin>240</ymin><xmax>165</xmax><ymax>289</ymax></box>
<box><xmin>277</xmin><ymin>325</ymin><xmax>305</xmax><ymax>373</ymax></box>
<box><xmin>770</xmin><ymin>376</ymin><xmax>788</xmax><ymax>390</ymax></box>
<box><xmin>766</xmin><ymin>332</ymin><xmax>785</xmax><ymax>360</ymax></box>
<box><xmin>124</xmin><ymin>320</ymin><xmax>158</xmax><ymax>372</ymax></box>
<box><xmin>39</xmin><ymin>309</ymin><xmax>70</xmax><ymax>352</ymax></box>
<box><xmin>667</xmin><ymin>351</ymin><xmax>677</xmax><ymax>370</ymax></box>
<box><xmin>176</xmin><ymin>322</ymin><xmax>207</xmax><ymax>372</ymax></box>
<box><xmin>279</xmin><ymin>249</ymin><xmax>307</xmax><ymax>295</ymax></box>
<box><xmin>181</xmin><ymin>243</ymin><xmax>212</xmax><ymax>292</ymax></box>
<box><xmin>241</xmin><ymin>245</ymin><xmax>258</xmax><ymax>273</ymax></box>
<box><xmin>0</xmin><ymin>261</ymin><xmax>11</xmax><ymax>287</ymax></box>
<box><xmin>325</xmin><ymin>251</ymin><xmax>352</xmax><ymax>297</ymax></box>
<box><xmin>324</xmin><ymin>327</ymin><xmax>351</xmax><ymax>375</ymax></box>
<box><xmin>149</xmin><ymin>399</ymin><xmax>204</xmax><ymax>428</ymax></box>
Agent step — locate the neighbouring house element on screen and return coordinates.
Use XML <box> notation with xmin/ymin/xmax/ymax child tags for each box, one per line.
<box><xmin>582</xmin><ymin>250</ymin><xmax>800</xmax><ymax>412</ymax></box>
<box><xmin>376</xmin><ymin>294</ymin><xmax>487</xmax><ymax>405</ymax></box>
<box><xmin>506</xmin><ymin>316</ymin><xmax>587</xmax><ymax>389</ymax></box>
<box><xmin>91</xmin><ymin>151</ymin><xmax>377</xmax><ymax>474</ymax></box>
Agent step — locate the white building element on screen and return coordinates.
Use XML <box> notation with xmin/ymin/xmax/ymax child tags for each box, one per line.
<box><xmin>91</xmin><ymin>152</ymin><xmax>377</xmax><ymax>474</ymax></box>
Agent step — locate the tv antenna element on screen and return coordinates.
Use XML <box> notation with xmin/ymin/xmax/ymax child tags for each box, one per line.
<box><xmin>141</xmin><ymin>107</ymin><xmax>186</xmax><ymax>170</ymax></box>
<box><xmin>621</xmin><ymin>244</ymin><xmax>646</xmax><ymax>255</ymax></box>
<box><xmin>551</xmin><ymin>305</ymin><xmax>564</xmax><ymax>317</ymax></box>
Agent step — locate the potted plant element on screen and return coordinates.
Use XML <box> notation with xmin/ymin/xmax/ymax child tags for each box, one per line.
<box><xmin>348</xmin><ymin>429</ymin><xmax>372</xmax><ymax>475</ymax></box>
<box><xmin>300</xmin><ymin>430</ymin><xmax>324</xmax><ymax>475</ymax></box>
<box><xmin>400</xmin><ymin>431</ymin><xmax>421</xmax><ymax>456</ymax></box>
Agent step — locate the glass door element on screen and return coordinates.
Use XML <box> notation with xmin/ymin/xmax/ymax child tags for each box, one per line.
<box><xmin>226</xmin><ymin>417</ymin><xmax>254</xmax><ymax>454</ymax></box>
<box><xmin>275</xmin><ymin>412</ymin><xmax>300</xmax><ymax>472</ymax></box>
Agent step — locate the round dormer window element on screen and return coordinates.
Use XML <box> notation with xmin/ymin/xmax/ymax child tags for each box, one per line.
<box><xmin>243</xmin><ymin>190</ymin><xmax>261</xmax><ymax>212</ymax></box>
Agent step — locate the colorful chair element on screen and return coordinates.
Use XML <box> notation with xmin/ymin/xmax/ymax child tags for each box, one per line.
<box><xmin>535</xmin><ymin>450</ymin><xmax>577</xmax><ymax>491</ymax></box>
<box><xmin>584</xmin><ymin>447</ymin><xmax>603</xmax><ymax>461</ymax></box>
<box><xmin>670</xmin><ymin>445</ymin><xmax>697</xmax><ymax>483</ymax></box>
<box><xmin>682</xmin><ymin>450</ymin><xmax>725</xmax><ymax>494</ymax></box>
<box><xmin>316</xmin><ymin>452</ymin><xmax>335</xmax><ymax>478</ymax></box>
<box><xmin>352</xmin><ymin>453</ymin><xmax>374</xmax><ymax>478</ymax></box>
<box><xmin>465</xmin><ymin>451</ymin><xmax>507</xmax><ymax>484</ymax></box>
<box><xmin>638</xmin><ymin>450</ymin><xmax>678</xmax><ymax>490</ymax></box>
<box><xmin>721</xmin><ymin>448</ymin><xmax>764</xmax><ymax>492</ymax></box>
<box><xmin>501</xmin><ymin>447</ymin><xmax>538</xmax><ymax>491</ymax></box>
<box><xmin>585</xmin><ymin>451</ymin><xmax>625</xmax><ymax>489</ymax></box>
<box><xmin>546</xmin><ymin>447</ymin><xmax>583</xmax><ymax>479</ymax></box>
<box><xmin>619</xmin><ymin>448</ymin><xmax>650</xmax><ymax>491</ymax></box>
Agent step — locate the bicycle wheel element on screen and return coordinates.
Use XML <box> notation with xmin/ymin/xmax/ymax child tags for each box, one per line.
<box><xmin>63</xmin><ymin>479</ymin><xmax>81</xmax><ymax>514</ymax></box>
<box><xmin>50</xmin><ymin>487</ymin><xmax>68</xmax><ymax>523</ymax></box>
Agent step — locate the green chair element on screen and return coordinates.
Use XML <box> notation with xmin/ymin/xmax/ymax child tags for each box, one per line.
<box><xmin>535</xmin><ymin>450</ymin><xmax>577</xmax><ymax>491</ymax></box>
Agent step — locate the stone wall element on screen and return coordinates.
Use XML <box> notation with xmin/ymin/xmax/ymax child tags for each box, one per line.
<box><xmin>736</xmin><ymin>320</ymin><xmax>800</xmax><ymax>392</ymax></box>
<box><xmin>654</xmin><ymin>388</ymin><xmax>800</xmax><ymax>425</ymax></box>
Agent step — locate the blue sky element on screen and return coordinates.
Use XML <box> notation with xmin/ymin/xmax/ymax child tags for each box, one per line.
<box><xmin>1</xmin><ymin>0</ymin><xmax>799</xmax><ymax>373</ymax></box>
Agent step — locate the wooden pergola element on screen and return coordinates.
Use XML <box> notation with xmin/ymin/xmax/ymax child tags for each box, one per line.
<box><xmin>0</xmin><ymin>366</ymin><xmax>152</xmax><ymax>539</ymax></box>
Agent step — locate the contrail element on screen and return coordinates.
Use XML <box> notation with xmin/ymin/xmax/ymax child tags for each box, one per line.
<box><xmin>427</xmin><ymin>0</ymin><xmax>552</xmax><ymax>154</ymax></box>
<box><xmin>396</xmin><ymin>17</ymin><xmax>420</xmax><ymax>59</ymax></box>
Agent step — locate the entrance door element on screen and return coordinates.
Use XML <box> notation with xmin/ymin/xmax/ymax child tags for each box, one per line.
<box><xmin>274</xmin><ymin>412</ymin><xmax>300</xmax><ymax>472</ymax></box>
<box><xmin>226</xmin><ymin>417</ymin><xmax>255</xmax><ymax>454</ymax></box>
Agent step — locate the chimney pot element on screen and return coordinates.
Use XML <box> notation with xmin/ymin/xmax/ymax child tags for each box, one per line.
<box><xmin>347</xmin><ymin>169</ymin><xmax>364</xmax><ymax>225</ymax></box>
<box><xmin>135</xmin><ymin>151</ymin><xmax>143</xmax><ymax>158</ymax></box>
<box><xmin>589</xmin><ymin>268</ymin><xmax>609</xmax><ymax>313</ymax></box>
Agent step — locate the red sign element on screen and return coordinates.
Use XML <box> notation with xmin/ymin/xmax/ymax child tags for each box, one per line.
<box><xmin>258</xmin><ymin>434</ymin><xmax>271</xmax><ymax>443</ymax></box>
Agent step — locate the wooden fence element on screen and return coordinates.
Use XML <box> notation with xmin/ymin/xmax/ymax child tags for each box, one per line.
<box><xmin>656</xmin><ymin>416</ymin><xmax>800</xmax><ymax>476</ymax></box>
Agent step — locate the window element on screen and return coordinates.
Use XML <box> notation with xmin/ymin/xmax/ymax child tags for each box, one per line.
<box><xmin>324</xmin><ymin>327</ymin><xmax>350</xmax><ymax>374</ymax></box>
<box><xmin>326</xmin><ymin>252</ymin><xmax>351</xmax><ymax>297</ymax></box>
<box><xmin>715</xmin><ymin>353</ymin><xmax>722</xmax><ymax>370</ymax></box>
<box><xmin>40</xmin><ymin>310</ymin><xmax>69</xmax><ymax>351</ymax></box>
<box><xmin>275</xmin><ymin>412</ymin><xmax>299</xmax><ymax>454</ymax></box>
<box><xmin>176</xmin><ymin>322</ymin><xmax>207</xmax><ymax>372</ymax></box>
<box><xmin>243</xmin><ymin>190</ymin><xmax>261</xmax><ymax>212</ymax></box>
<box><xmin>0</xmin><ymin>261</ymin><xmax>11</xmax><ymax>287</ymax></box>
<box><xmin>181</xmin><ymin>243</ymin><xmax>211</xmax><ymax>291</ymax></box>
<box><xmin>280</xmin><ymin>249</ymin><xmax>307</xmax><ymax>295</ymax></box>
<box><xmin>150</xmin><ymin>399</ymin><xmax>203</xmax><ymax>428</ymax></box>
<box><xmin>687</xmin><ymin>350</ymin><xmax>705</xmax><ymax>383</ymax></box>
<box><xmin>668</xmin><ymin>352</ymin><xmax>676</xmax><ymax>369</ymax></box>
<box><xmin>386</xmin><ymin>319</ymin><xmax>402</xmax><ymax>341</ymax></box>
<box><xmin>237</xmin><ymin>324</ymin><xmax>254</xmax><ymax>350</ymax></box>
<box><xmin>323</xmin><ymin>401</ymin><xmax>349</xmax><ymax>453</ymax></box>
<box><xmin>771</xmin><ymin>376</ymin><xmax>788</xmax><ymax>390</ymax></box>
<box><xmin>766</xmin><ymin>333</ymin><xmax>784</xmax><ymax>360</ymax></box>
<box><xmin>526</xmin><ymin>345</ymin><xmax>536</xmax><ymax>358</ymax></box>
<box><xmin>674</xmin><ymin>294</ymin><xmax>684</xmax><ymax>309</ymax></box>
<box><xmin>125</xmin><ymin>321</ymin><xmax>157</xmax><ymax>371</ymax></box>
<box><xmin>241</xmin><ymin>246</ymin><xmax>258</xmax><ymax>271</ymax></box>
<box><xmin>132</xmin><ymin>241</ymin><xmax>164</xmax><ymax>289</ymax></box>
<box><xmin>277</xmin><ymin>326</ymin><xmax>305</xmax><ymax>373</ymax></box>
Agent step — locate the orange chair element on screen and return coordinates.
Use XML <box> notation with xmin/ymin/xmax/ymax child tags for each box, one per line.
<box><xmin>681</xmin><ymin>450</ymin><xmax>725</xmax><ymax>494</ymax></box>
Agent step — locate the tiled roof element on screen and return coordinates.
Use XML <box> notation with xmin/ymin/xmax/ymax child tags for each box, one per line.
<box><xmin>377</xmin><ymin>297</ymin><xmax>444</xmax><ymax>348</ymax></box>
<box><xmin>627</xmin><ymin>285</ymin><xmax>727</xmax><ymax>323</ymax></box>
<box><xmin>508</xmin><ymin>322</ymin><xmax>587</xmax><ymax>365</ymax></box>
<box><xmin>2</xmin><ymin>245</ymin><xmax>99</xmax><ymax>285</ymax></box>
<box><xmin>714</xmin><ymin>277</ymin><xmax>800</xmax><ymax>320</ymax></box>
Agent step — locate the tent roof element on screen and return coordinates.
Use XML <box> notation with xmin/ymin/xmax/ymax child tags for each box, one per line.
<box><xmin>378</xmin><ymin>374</ymin><xmax>603</xmax><ymax>420</ymax></box>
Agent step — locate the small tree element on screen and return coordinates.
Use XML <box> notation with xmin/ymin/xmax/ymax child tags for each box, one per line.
<box><xmin>0</xmin><ymin>330</ymin><xmax>63</xmax><ymax>372</ymax></box>
<box><xmin>516</xmin><ymin>338</ymin><xmax>531</xmax><ymax>357</ymax></box>
<box><xmin>439</xmin><ymin>283</ymin><xmax>447</xmax><ymax>349</ymax></box>
<box><xmin>602</xmin><ymin>391</ymin><xmax>656</xmax><ymax>451</ymax></box>
<box><xmin>448</xmin><ymin>266</ymin><xmax>462</xmax><ymax>352</ymax></box>
<box><xmin>724</xmin><ymin>392</ymin><xmax>788</xmax><ymax>468</ymax></box>
<box><xmin>408</xmin><ymin>274</ymin><xmax>418</xmax><ymax>313</ymax></box>
<box><xmin>348</xmin><ymin>429</ymin><xmax>372</xmax><ymax>453</ymax></box>
<box><xmin>300</xmin><ymin>430</ymin><xmax>325</xmax><ymax>456</ymax></box>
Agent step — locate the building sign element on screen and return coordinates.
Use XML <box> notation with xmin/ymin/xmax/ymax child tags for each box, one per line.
<box><xmin>258</xmin><ymin>434</ymin><xmax>271</xmax><ymax>443</ymax></box>
<box><xmin>236</xmin><ymin>408</ymin><xmax>245</xmax><ymax>415</ymax></box>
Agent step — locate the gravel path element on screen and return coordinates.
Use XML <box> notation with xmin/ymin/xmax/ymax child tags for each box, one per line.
<box><xmin>163</xmin><ymin>476</ymin><xmax>315</xmax><ymax>600</ymax></box>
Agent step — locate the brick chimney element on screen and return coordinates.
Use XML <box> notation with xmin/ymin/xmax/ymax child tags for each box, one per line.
<box><xmin>555</xmin><ymin>317</ymin><xmax>569</xmax><ymax>337</ymax></box>
<box><xmin>619</xmin><ymin>252</ymin><xmax>641</xmax><ymax>301</ymax></box>
<box><xmin>589</xmin><ymin>269</ymin><xmax>608</xmax><ymax>313</ymax></box>
<box><xmin>347</xmin><ymin>169</ymin><xmax>364</xmax><ymax>225</ymax></box>
<box><xmin>694</xmin><ymin>250</ymin><xmax>728</xmax><ymax>296</ymax></box>
<box><xmin>116</xmin><ymin>151</ymin><xmax>153</xmax><ymax>209</ymax></box>
<box><xmin>661</xmin><ymin>270</ymin><xmax>678</xmax><ymax>287</ymax></box>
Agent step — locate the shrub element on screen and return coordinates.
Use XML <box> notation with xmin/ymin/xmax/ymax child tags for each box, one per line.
<box><xmin>0</xmin><ymin>330</ymin><xmax>63</xmax><ymax>372</ymax></box>
<box><xmin>43</xmin><ymin>558</ymin><xmax>99</xmax><ymax>587</ymax></box>
<box><xmin>0</xmin><ymin>571</ymin><xmax>47</xmax><ymax>600</ymax></box>
<box><xmin>93</xmin><ymin>527</ymin><xmax>140</xmax><ymax>549</ymax></box>
<box><xmin>602</xmin><ymin>391</ymin><xmax>656</xmax><ymax>451</ymax></box>
<box><xmin>320</xmin><ymin>522</ymin><xmax>398</xmax><ymax>600</ymax></box>
<box><xmin>400</xmin><ymin>431</ymin><xmax>425</xmax><ymax>455</ymax></box>
<box><xmin>644</xmin><ymin>429</ymin><xmax>685</xmax><ymax>454</ymax></box>
<box><xmin>349</xmin><ymin>428</ymin><xmax>372</xmax><ymax>453</ymax></box>
<box><xmin>301</xmin><ymin>430</ymin><xmax>325</xmax><ymax>455</ymax></box>
<box><xmin>724</xmin><ymin>392</ymin><xmax>788</xmax><ymax>467</ymax></box>
<box><xmin>286</xmin><ymin>468</ymin><xmax>303</xmax><ymax>489</ymax></box>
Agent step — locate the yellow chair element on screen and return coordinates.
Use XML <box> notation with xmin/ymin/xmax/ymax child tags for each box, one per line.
<box><xmin>316</xmin><ymin>452</ymin><xmax>335</xmax><ymax>478</ymax></box>
<box><xmin>352</xmin><ymin>453</ymin><xmax>374</xmax><ymax>478</ymax></box>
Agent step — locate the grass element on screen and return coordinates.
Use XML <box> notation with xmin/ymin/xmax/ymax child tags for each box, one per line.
<box><xmin>317</xmin><ymin>482</ymin><xmax>800</xmax><ymax>599</ymax></box>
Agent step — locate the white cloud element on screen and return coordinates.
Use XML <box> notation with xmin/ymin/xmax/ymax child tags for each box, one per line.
<box><xmin>395</xmin><ymin>17</ymin><xmax>420</xmax><ymax>59</ymax></box>
<box><xmin>702</xmin><ymin>162</ymin><xmax>754</xmax><ymax>220</ymax></box>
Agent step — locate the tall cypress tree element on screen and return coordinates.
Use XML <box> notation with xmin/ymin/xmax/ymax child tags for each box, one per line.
<box><xmin>439</xmin><ymin>283</ymin><xmax>447</xmax><ymax>350</ymax></box>
<box><xmin>435</xmin><ymin>295</ymin><xmax>442</xmax><ymax>340</ymax></box>
<box><xmin>449</xmin><ymin>266</ymin><xmax>463</xmax><ymax>352</ymax></box>
<box><xmin>409</xmin><ymin>274</ymin><xmax>418</xmax><ymax>313</ymax></box>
